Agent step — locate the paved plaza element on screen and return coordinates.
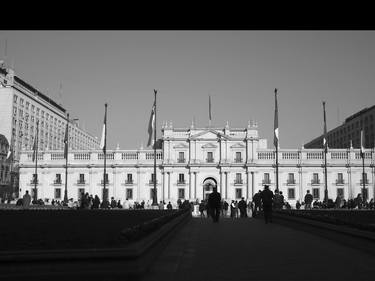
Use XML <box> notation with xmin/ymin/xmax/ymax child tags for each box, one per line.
<box><xmin>142</xmin><ymin>216</ymin><xmax>375</xmax><ymax>281</ymax></box>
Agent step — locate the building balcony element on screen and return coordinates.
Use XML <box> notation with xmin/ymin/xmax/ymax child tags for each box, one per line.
<box><xmin>101</xmin><ymin>180</ymin><xmax>109</xmax><ymax>185</ymax></box>
<box><xmin>177</xmin><ymin>180</ymin><xmax>186</xmax><ymax>185</ymax></box>
<box><xmin>234</xmin><ymin>180</ymin><xmax>243</xmax><ymax>185</ymax></box>
<box><xmin>149</xmin><ymin>180</ymin><xmax>158</xmax><ymax>185</ymax></box>
<box><xmin>53</xmin><ymin>180</ymin><xmax>62</xmax><ymax>185</ymax></box>
<box><xmin>335</xmin><ymin>179</ymin><xmax>345</xmax><ymax>185</ymax></box>
<box><xmin>77</xmin><ymin>180</ymin><xmax>86</xmax><ymax>185</ymax></box>
<box><xmin>262</xmin><ymin>179</ymin><xmax>271</xmax><ymax>185</ymax></box>
<box><xmin>286</xmin><ymin>180</ymin><xmax>296</xmax><ymax>185</ymax></box>
<box><xmin>177</xmin><ymin>158</ymin><xmax>186</xmax><ymax>163</ymax></box>
<box><xmin>206</xmin><ymin>158</ymin><xmax>214</xmax><ymax>163</ymax></box>
<box><xmin>311</xmin><ymin>180</ymin><xmax>320</xmax><ymax>185</ymax></box>
<box><xmin>234</xmin><ymin>158</ymin><xmax>243</xmax><ymax>163</ymax></box>
<box><xmin>125</xmin><ymin>180</ymin><xmax>134</xmax><ymax>185</ymax></box>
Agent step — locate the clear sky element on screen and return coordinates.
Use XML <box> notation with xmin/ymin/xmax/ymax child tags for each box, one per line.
<box><xmin>1</xmin><ymin>31</ymin><xmax>374</xmax><ymax>150</ymax></box>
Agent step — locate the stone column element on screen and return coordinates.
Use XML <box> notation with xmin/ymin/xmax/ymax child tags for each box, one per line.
<box><xmin>220</xmin><ymin>171</ymin><xmax>223</xmax><ymax>195</ymax></box>
<box><xmin>162</xmin><ymin>171</ymin><xmax>165</xmax><ymax>202</ymax></box>
<box><xmin>347</xmin><ymin>167</ymin><xmax>352</xmax><ymax>200</ymax></box>
<box><xmin>246</xmin><ymin>169</ymin><xmax>250</xmax><ymax>200</ymax></box>
<box><xmin>194</xmin><ymin>172</ymin><xmax>197</xmax><ymax>199</ymax></box>
<box><xmin>225</xmin><ymin>172</ymin><xmax>228</xmax><ymax>199</ymax></box>
<box><xmin>189</xmin><ymin>171</ymin><xmax>192</xmax><ymax>199</ymax></box>
<box><xmin>251</xmin><ymin>171</ymin><xmax>255</xmax><ymax>198</ymax></box>
<box><xmin>167</xmin><ymin>172</ymin><xmax>171</xmax><ymax>200</ymax></box>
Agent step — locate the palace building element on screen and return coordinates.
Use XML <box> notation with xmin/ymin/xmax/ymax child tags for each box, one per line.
<box><xmin>18</xmin><ymin>121</ymin><xmax>375</xmax><ymax>206</ymax></box>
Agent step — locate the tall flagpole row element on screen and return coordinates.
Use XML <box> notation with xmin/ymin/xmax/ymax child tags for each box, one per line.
<box><xmin>153</xmin><ymin>90</ymin><xmax>158</xmax><ymax>206</ymax></box>
<box><xmin>34</xmin><ymin>120</ymin><xmax>39</xmax><ymax>201</ymax></box>
<box><xmin>103</xmin><ymin>103</ymin><xmax>108</xmax><ymax>203</ymax></box>
<box><xmin>323</xmin><ymin>101</ymin><xmax>328</xmax><ymax>204</ymax></box>
<box><xmin>64</xmin><ymin>113</ymin><xmax>69</xmax><ymax>203</ymax></box>
<box><xmin>274</xmin><ymin>89</ymin><xmax>279</xmax><ymax>192</ymax></box>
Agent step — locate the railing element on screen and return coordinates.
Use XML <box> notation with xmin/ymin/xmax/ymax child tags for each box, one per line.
<box><xmin>177</xmin><ymin>158</ymin><xmax>186</xmax><ymax>163</ymax></box>
<box><xmin>53</xmin><ymin>180</ymin><xmax>62</xmax><ymax>185</ymax></box>
<box><xmin>98</xmin><ymin>153</ymin><xmax>114</xmax><ymax>160</ymax></box>
<box><xmin>306</xmin><ymin>152</ymin><xmax>323</xmax><ymax>160</ymax></box>
<box><xmin>331</xmin><ymin>151</ymin><xmax>348</xmax><ymax>160</ymax></box>
<box><xmin>282</xmin><ymin>152</ymin><xmax>300</xmax><ymax>160</ymax></box>
<box><xmin>74</xmin><ymin>153</ymin><xmax>90</xmax><ymax>160</ymax></box>
<box><xmin>335</xmin><ymin>179</ymin><xmax>345</xmax><ymax>185</ymax></box>
<box><xmin>258</xmin><ymin>152</ymin><xmax>274</xmax><ymax>160</ymax></box>
<box><xmin>145</xmin><ymin>152</ymin><xmax>163</xmax><ymax>160</ymax></box>
<box><xmin>77</xmin><ymin>180</ymin><xmax>86</xmax><ymax>185</ymax></box>
<box><xmin>177</xmin><ymin>180</ymin><xmax>186</xmax><ymax>185</ymax></box>
<box><xmin>125</xmin><ymin>180</ymin><xmax>134</xmax><ymax>185</ymax></box>
<box><xmin>286</xmin><ymin>180</ymin><xmax>296</xmax><ymax>185</ymax></box>
<box><xmin>234</xmin><ymin>180</ymin><xmax>243</xmax><ymax>185</ymax></box>
<box><xmin>122</xmin><ymin>152</ymin><xmax>138</xmax><ymax>160</ymax></box>
<box><xmin>311</xmin><ymin>180</ymin><xmax>320</xmax><ymax>185</ymax></box>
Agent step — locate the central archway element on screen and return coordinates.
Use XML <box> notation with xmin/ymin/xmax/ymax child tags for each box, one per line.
<box><xmin>203</xmin><ymin>177</ymin><xmax>217</xmax><ymax>200</ymax></box>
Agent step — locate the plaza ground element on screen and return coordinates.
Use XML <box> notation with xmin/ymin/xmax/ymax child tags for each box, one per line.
<box><xmin>142</xmin><ymin>216</ymin><xmax>375</xmax><ymax>281</ymax></box>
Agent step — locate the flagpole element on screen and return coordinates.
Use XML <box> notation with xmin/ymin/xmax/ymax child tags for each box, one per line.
<box><xmin>323</xmin><ymin>101</ymin><xmax>328</xmax><ymax>204</ymax></box>
<box><xmin>64</xmin><ymin>113</ymin><xmax>69</xmax><ymax>203</ymax></box>
<box><xmin>152</xmin><ymin>90</ymin><xmax>158</xmax><ymax>206</ymax></box>
<box><xmin>103</xmin><ymin>103</ymin><xmax>108</xmax><ymax>203</ymax></box>
<box><xmin>34</xmin><ymin>120</ymin><xmax>39</xmax><ymax>202</ymax></box>
<box><xmin>274</xmin><ymin>89</ymin><xmax>279</xmax><ymax>192</ymax></box>
<box><xmin>209</xmin><ymin>95</ymin><xmax>212</xmax><ymax>128</ymax></box>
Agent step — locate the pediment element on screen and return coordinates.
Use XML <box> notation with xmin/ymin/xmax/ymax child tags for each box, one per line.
<box><xmin>173</xmin><ymin>143</ymin><xmax>189</xmax><ymax>149</ymax></box>
<box><xmin>190</xmin><ymin>129</ymin><xmax>231</xmax><ymax>140</ymax></box>
<box><xmin>230</xmin><ymin>143</ymin><xmax>246</xmax><ymax>149</ymax></box>
<box><xmin>201</xmin><ymin>142</ymin><xmax>218</xmax><ymax>149</ymax></box>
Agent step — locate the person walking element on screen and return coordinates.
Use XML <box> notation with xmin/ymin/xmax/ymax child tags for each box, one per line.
<box><xmin>230</xmin><ymin>200</ymin><xmax>236</xmax><ymax>219</ymax></box>
<box><xmin>238</xmin><ymin>197</ymin><xmax>247</xmax><ymax>218</ymax></box>
<box><xmin>199</xmin><ymin>200</ymin><xmax>206</xmax><ymax>218</ymax></box>
<box><xmin>252</xmin><ymin>190</ymin><xmax>262</xmax><ymax>217</ymax></box>
<box><xmin>208</xmin><ymin>187</ymin><xmax>221</xmax><ymax>223</ymax></box>
<box><xmin>22</xmin><ymin>190</ymin><xmax>31</xmax><ymax>209</ymax></box>
<box><xmin>304</xmin><ymin>190</ymin><xmax>313</xmax><ymax>210</ymax></box>
<box><xmin>260</xmin><ymin>185</ymin><xmax>274</xmax><ymax>224</ymax></box>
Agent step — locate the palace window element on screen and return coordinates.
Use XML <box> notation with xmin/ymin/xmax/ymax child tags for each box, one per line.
<box><xmin>287</xmin><ymin>173</ymin><xmax>295</xmax><ymax>185</ymax></box>
<box><xmin>312</xmin><ymin>188</ymin><xmax>320</xmax><ymax>199</ymax></box>
<box><xmin>235</xmin><ymin>152</ymin><xmax>242</xmax><ymax>163</ymax></box>
<box><xmin>126</xmin><ymin>173</ymin><xmax>133</xmax><ymax>184</ymax></box>
<box><xmin>311</xmin><ymin>173</ymin><xmax>320</xmax><ymax>185</ymax></box>
<box><xmin>206</xmin><ymin>152</ymin><xmax>214</xmax><ymax>163</ymax></box>
<box><xmin>178</xmin><ymin>173</ymin><xmax>185</xmax><ymax>184</ymax></box>
<box><xmin>54</xmin><ymin>173</ymin><xmax>62</xmax><ymax>184</ymax></box>
<box><xmin>126</xmin><ymin>188</ymin><xmax>133</xmax><ymax>200</ymax></box>
<box><xmin>336</xmin><ymin>173</ymin><xmax>344</xmax><ymax>185</ymax></box>
<box><xmin>262</xmin><ymin>173</ymin><xmax>270</xmax><ymax>185</ymax></box>
<box><xmin>235</xmin><ymin>188</ymin><xmax>242</xmax><ymax>199</ymax></box>
<box><xmin>78</xmin><ymin>174</ymin><xmax>85</xmax><ymax>184</ymax></box>
<box><xmin>178</xmin><ymin>188</ymin><xmax>185</xmax><ymax>199</ymax></box>
<box><xmin>54</xmin><ymin>188</ymin><xmax>61</xmax><ymax>199</ymax></box>
<box><xmin>101</xmin><ymin>173</ymin><xmax>109</xmax><ymax>185</ymax></box>
<box><xmin>149</xmin><ymin>173</ymin><xmax>157</xmax><ymax>184</ymax></box>
<box><xmin>178</xmin><ymin>152</ymin><xmax>185</xmax><ymax>163</ymax></box>
<box><xmin>288</xmin><ymin>188</ymin><xmax>295</xmax><ymax>199</ymax></box>
<box><xmin>235</xmin><ymin>173</ymin><xmax>242</xmax><ymax>184</ymax></box>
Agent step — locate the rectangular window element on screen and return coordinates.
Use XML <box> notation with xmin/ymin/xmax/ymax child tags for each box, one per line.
<box><xmin>126</xmin><ymin>188</ymin><xmax>133</xmax><ymax>200</ymax></box>
<box><xmin>312</xmin><ymin>188</ymin><xmax>320</xmax><ymax>199</ymax></box>
<box><xmin>178</xmin><ymin>173</ymin><xmax>185</xmax><ymax>183</ymax></box>
<box><xmin>235</xmin><ymin>188</ymin><xmax>242</xmax><ymax>199</ymax></box>
<box><xmin>207</xmin><ymin>152</ymin><xmax>214</xmax><ymax>162</ymax></box>
<box><xmin>235</xmin><ymin>152</ymin><xmax>242</xmax><ymax>162</ymax></box>
<box><xmin>78</xmin><ymin>188</ymin><xmax>85</xmax><ymax>199</ymax></box>
<box><xmin>102</xmin><ymin>173</ymin><xmax>109</xmax><ymax>184</ymax></box>
<box><xmin>287</xmin><ymin>173</ymin><xmax>295</xmax><ymax>184</ymax></box>
<box><xmin>235</xmin><ymin>173</ymin><xmax>242</xmax><ymax>184</ymax></box>
<box><xmin>337</xmin><ymin>173</ymin><xmax>344</xmax><ymax>184</ymax></box>
<box><xmin>31</xmin><ymin>173</ymin><xmax>38</xmax><ymax>184</ymax></box>
<box><xmin>127</xmin><ymin>173</ymin><xmax>133</xmax><ymax>184</ymax></box>
<box><xmin>263</xmin><ymin>173</ymin><xmax>270</xmax><ymax>184</ymax></box>
<box><xmin>79</xmin><ymin>174</ymin><xmax>85</xmax><ymax>184</ymax></box>
<box><xmin>178</xmin><ymin>152</ymin><xmax>185</xmax><ymax>163</ymax></box>
<box><xmin>55</xmin><ymin>173</ymin><xmax>61</xmax><ymax>184</ymax></box>
<box><xmin>150</xmin><ymin>188</ymin><xmax>156</xmax><ymax>200</ymax></box>
<box><xmin>337</xmin><ymin>188</ymin><xmax>344</xmax><ymax>198</ymax></box>
<box><xmin>54</xmin><ymin>188</ymin><xmax>61</xmax><ymax>199</ymax></box>
<box><xmin>178</xmin><ymin>188</ymin><xmax>185</xmax><ymax>199</ymax></box>
<box><xmin>150</xmin><ymin>173</ymin><xmax>156</xmax><ymax>184</ymax></box>
<box><xmin>288</xmin><ymin>188</ymin><xmax>295</xmax><ymax>199</ymax></box>
<box><xmin>312</xmin><ymin>173</ymin><xmax>319</xmax><ymax>184</ymax></box>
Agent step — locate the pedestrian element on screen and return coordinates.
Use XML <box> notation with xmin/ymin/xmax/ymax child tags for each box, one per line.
<box><xmin>296</xmin><ymin>200</ymin><xmax>301</xmax><ymax>210</ymax></box>
<box><xmin>304</xmin><ymin>190</ymin><xmax>313</xmax><ymax>210</ymax></box>
<box><xmin>167</xmin><ymin>201</ymin><xmax>173</xmax><ymax>210</ymax></box>
<box><xmin>252</xmin><ymin>190</ymin><xmax>262</xmax><ymax>217</ymax></box>
<box><xmin>223</xmin><ymin>200</ymin><xmax>229</xmax><ymax>217</ymax></box>
<box><xmin>92</xmin><ymin>195</ymin><xmax>100</xmax><ymax>209</ymax></box>
<box><xmin>199</xmin><ymin>200</ymin><xmax>205</xmax><ymax>218</ymax></box>
<box><xmin>159</xmin><ymin>200</ymin><xmax>164</xmax><ymax>210</ymax></box>
<box><xmin>208</xmin><ymin>187</ymin><xmax>221</xmax><ymax>223</ymax></box>
<box><xmin>22</xmin><ymin>190</ymin><xmax>31</xmax><ymax>209</ymax></box>
<box><xmin>230</xmin><ymin>200</ymin><xmax>236</xmax><ymax>219</ymax></box>
<box><xmin>110</xmin><ymin>197</ymin><xmax>117</xmax><ymax>209</ymax></box>
<box><xmin>260</xmin><ymin>185</ymin><xmax>274</xmax><ymax>224</ymax></box>
<box><xmin>234</xmin><ymin>200</ymin><xmax>239</xmax><ymax>218</ymax></box>
<box><xmin>238</xmin><ymin>197</ymin><xmax>247</xmax><ymax>218</ymax></box>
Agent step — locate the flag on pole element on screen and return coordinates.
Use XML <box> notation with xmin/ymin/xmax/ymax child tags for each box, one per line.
<box><xmin>32</xmin><ymin>121</ymin><xmax>39</xmax><ymax>162</ymax></box>
<box><xmin>273</xmin><ymin>89</ymin><xmax>279</xmax><ymax>148</ymax></box>
<box><xmin>6</xmin><ymin>148</ymin><xmax>12</xmax><ymax>160</ymax></box>
<box><xmin>323</xmin><ymin>101</ymin><xmax>327</xmax><ymax>153</ymax></box>
<box><xmin>100</xmin><ymin>105</ymin><xmax>107</xmax><ymax>152</ymax></box>
<box><xmin>63</xmin><ymin>115</ymin><xmax>69</xmax><ymax>159</ymax></box>
<box><xmin>360</xmin><ymin>129</ymin><xmax>365</xmax><ymax>158</ymax></box>
<box><xmin>147</xmin><ymin>98</ymin><xmax>156</xmax><ymax>147</ymax></box>
<box><xmin>209</xmin><ymin>95</ymin><xmax>212</xmax><ymax>122</ymax></box>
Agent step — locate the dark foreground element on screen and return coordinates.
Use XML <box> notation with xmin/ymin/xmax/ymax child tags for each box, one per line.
<box><xmin>143</xmin><ymin>217</ymin><xmax>375</xmax><ymax>281</ymax></box>
<box><xmin>0</xmin><ymin>209</ymin><xmax>174</xmax><ymax>250</ymax></box>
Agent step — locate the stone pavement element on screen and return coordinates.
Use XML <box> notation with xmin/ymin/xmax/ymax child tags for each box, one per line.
<box><xmin>142</xmin><ymin>216</ymin><xmax>375</xmax><ymax>281</ymax></box>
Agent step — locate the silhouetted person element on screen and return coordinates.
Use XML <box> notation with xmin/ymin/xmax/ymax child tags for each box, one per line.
<box><xmin>199</xmin><ymin>200</ymin><xmax>206</xmax><ymax>218</ymax></box>
<box><xmin>296</xmin><ymin>200</ymin><xmax>301</xmax><ymax>210</ymax></box>
<box><xmin>238</xmin><ymin>197</ymin><xmax>247</xmax><ymax>218</ymax></box>
<box><xmin>304</xmin><ymin>190</ymin><xmax>313</xmax><ymax>210</ymax></box>
<box><xmin>92</xmin><ymin>195</ymin><xmax>100</xmax><ymax>209</ymax></box>
<box><xmin>230</xmin><ymin>200</ymin><xmax>236</xmax><ymax>219</ymax></box>
<box><xmin>208</xmin><ymin>187</ymin><xmax>221</xmax><ymax>222</ymax></box>
<box><xmin>22</xmin><ymin>190</ymin><xmax>31</xmax><ymax>209</ymax></box>
<box><xmin>261</xmin><ymin>185</ymin><xmax>274</xmax><ymax>224</ymax></box>
<box><xmin>252</xmin><ymin>190</ymin><xmax>262</xmax><ymax>217</ymax></box>
<box><xmin>167</xmin><ymin>201</ymin><xmax>172</xmax><ymax>210</ymax></box>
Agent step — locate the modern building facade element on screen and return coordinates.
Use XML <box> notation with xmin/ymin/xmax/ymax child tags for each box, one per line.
<box><xmin>0</xmin><ymin>65</ymin><xmax>100</xmax><ymax>197</ymax></box>
<box><xmin>305</xmin><ymin>105</ymin><xmax>375</xmax><ymax>149</ymax></box>
<box><xmin>18</xmin><ymin>122</ymin><xmax>375</xmax><ymax>206</ymax></box>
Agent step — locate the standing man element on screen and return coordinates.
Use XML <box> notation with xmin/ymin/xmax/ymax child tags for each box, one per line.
<box><xmin>238</xmin><ymin>197</ymin><xmax>247</xmax><ymax>218</ymax></box>
<box><xmin>304</xmin><ymin>190</ymin><xmax>313</xmax><ymax>210</ymax></box>
<box><xmin>252</xmin><ymin>190</ymin><xmax>262</xmax><ymax>217</ymax></box>
<box><xmin>260</xmin><ymin>185</ymin><xmax>274</xmax><ymax>224</ymax></box>
<box><xmin>208</xmin><ymin>186</ymin><xmax>221</xmax><ymax>223</ymax></box>
<box><xmin>22</xmin><ymin>190</ymin><xmax>31</xmax><ymax>209</ymax></box>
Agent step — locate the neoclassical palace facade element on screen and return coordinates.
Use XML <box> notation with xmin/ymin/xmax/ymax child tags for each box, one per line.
<box><xmin>18</xmin><ymin>122</ymin><xmax>375</xmax><ymax>205</ymax></box>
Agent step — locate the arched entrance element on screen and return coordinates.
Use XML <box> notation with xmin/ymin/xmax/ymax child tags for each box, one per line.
<box><xmin>203</xmin><ymin>177</ymin><xmax>217</xmax><ymax>200</ymax></box>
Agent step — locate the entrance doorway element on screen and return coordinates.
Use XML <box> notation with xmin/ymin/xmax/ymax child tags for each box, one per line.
<box><xmin>203</xmin><ymin>177</ymin><xmax>217</xmax><ymax>200</ymax></box>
